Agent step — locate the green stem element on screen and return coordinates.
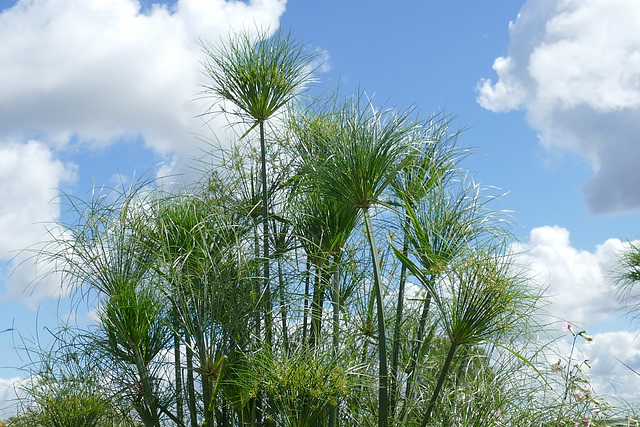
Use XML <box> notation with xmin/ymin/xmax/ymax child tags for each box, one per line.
<box><xmin>402</xmin><ymin>287</ymin><xmax>432</xmax><ymax>422</ymax></box>
<box><xmin>172</xmin><ymin>307</ymin><xmax>184</xmax><ymax>425</ymax></box>
<box><xmin>363</xmin><ymin>208</ymin><xmax>389</xmax><ymax>427</ymax></box>
<box><xmin>422</xmin><ymin>341</ymin><xmax>458</xmax><ymax>427</ymax></box>
<box><xmin>332</xmin><ymin>256</ymin><xmax>341</xmax><ymax>355</ymax></box>
<box><xmin>278</xmin><ymin>257</ymin><xmax>289</xmax><ymax>354</ymax></box>
<box><xmin>133</xmin><ymin>346</ymin><xmax>161</xmax><ymax>427</ymax></box>
<box><xmin>260</xmin><ymin>120</ymin><xmax>272</xmax><ymax>347</ymax></box>
<box><xmin>309</xmin><ymin>266</ymin><xmax>330</xmax><ymax>347</ymax></box>
<box><xmin>302</xmin><ymin>256</ymin><xmax>311</xmax><ymax>345</ymax></box>
<box><xmin>390</xmin><ymin>218</ymin><xmax>410</xmax><ymax>416</ymax></box>
<box><xmin>329</xmin><ymin>257</ymin><xmax>341</xmax><ymax>427</ymax></box>
<box><xmin>185</xmin><ymin>334</ymin><xmax>198</xmax><ymax>427</ymax></box>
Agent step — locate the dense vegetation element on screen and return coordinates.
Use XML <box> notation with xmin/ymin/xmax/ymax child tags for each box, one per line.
<box><xmin>8</xmin><ymin>29</ymin><xmax>640</xmax><ymax>427</ymax></box>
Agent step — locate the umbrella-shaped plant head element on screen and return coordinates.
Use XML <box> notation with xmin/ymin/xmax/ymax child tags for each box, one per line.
<box><xmin>393</xmin><ymin>184</ymin><xmax>532</xmax><ymax>425</ymax></box>
<box><xmin>201</xmin><ymin>27</ymin><xmax>316</xmax><ymax>128</ymax></box>
<box><xmin>201</xmin><ymin>27</ymin><xmax>318</xmax><ymax>346</ymax></box>
<box><xmin>418</xmin><ymin>250</ymin><xmax>527</xmax><ymax>426</ymax></box>
<box><xmin>390</xmin><ymin>113</ymin><xmax>465</xmax><ymax>209</ymax></box>
<box><xmin>386</xmin><ymin>115</ymin><xmax>466</xmax><ymax>415</ymax></box>
<box><xmin>299</xmin><ymin>92</ymin><xmax>417</xmax><ymax>427</ymax></box>
<box><xmin>314</xmin><ymin>93</ymin><xmax>417</xmax><ymax>210</ymax></box>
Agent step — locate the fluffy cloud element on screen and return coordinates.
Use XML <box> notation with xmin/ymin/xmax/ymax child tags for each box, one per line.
<box><xmin>0</xmin><ymin>141</ymin><xmax>76</xmax><ymax>304</ymax></box>
<box><xmin>0</xmin><ymin>0</ymin><xmax>286</xmax><ymax>157</ymax></box>
<box><xmin>511</xmin><ymin>225</ymin><xmax>640</xmax><ymax>401</ymax></box>
<box><xmin>477</xmin><ymin>0</ymin><xmax>640</xmax><ymax>215</ymax></box>
<box><xmin>0</xmin><ymin>376</ymin><xmax>21</xmax><ymax>418</ymax></box>
<box><xmin>579</xmin><ymin>329</ymin><xmax>640</xmax><ymax>400</ymax></box>
<box><xmin>512</xmin><ymin>225</ymin><xmax>627</xmax><ymax>327</ymax></box>
<box><xmin>0</xmin><ymin>141</ymin><xmax>75</xmax><ymax>256</ymax></box>
<box><xmin>0</xmin><ymin>0</ymin><xmax>290</xmax><ymax>304</ymax></box>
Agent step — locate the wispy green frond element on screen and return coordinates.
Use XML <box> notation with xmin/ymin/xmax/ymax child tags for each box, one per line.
<box><xmin>201</xmin><ymin>27</ymin><xmax>318</xmax><ymax>125</ymax></box>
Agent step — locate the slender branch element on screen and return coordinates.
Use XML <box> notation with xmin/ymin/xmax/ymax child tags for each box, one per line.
<box><xmin>260</xmin><ymin>120</ymin><xmax>273</xmax><ymax>347</ymax></box>
<box><xmin>422</xmin><ymin>341</ymin><xmax>458</xmax><ymax>427</ymax></box>
<box><xmin>364</xmin><ymin>208</ymin><xmax>389</xmax><ymax>427</ymax></box>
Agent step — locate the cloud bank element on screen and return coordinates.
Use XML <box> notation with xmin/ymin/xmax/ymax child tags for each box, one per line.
<box><xmin>0</xmin><ymin>141</ymin><xmax>76</xmax><ymax>304</ymax></box>
<box><xmin>512</xmin><ymin>225</ymin><xmax>640</xmax><ymax>400</ymax></box>
<box><xmin>0</xmin><ymin>0</ymin><xmax>286</xmax><ymax>154</ymax></box>
<box><xmin>477</xmin><ymin>0</ymin><xmax>640</xmax><ymax>215</ymax></box>
<box><xmin>512</xmin><ymin>225</ymin><xmax>627</xmax><ymax>327</ymax></box>
<box><xmin>0</xmin><ymin>0</ymin><xmax>288</xmax><ymax>305</ymax></box>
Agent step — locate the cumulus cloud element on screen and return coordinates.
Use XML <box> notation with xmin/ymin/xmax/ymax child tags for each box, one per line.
<box><xmin>0</xmin><ymin>141</ymin><xmax>76</xmax><ymax>304</ymax></box>
<box><xmin>0</xmin><ymin>0</ymin><xmax>291</xmax><ymax>304</ymax></box>
<box><xmin>0</xmin><ymin>141</ymin><xmax>75</xmax><ymax>255</ymax></box>
<box><xmin>579</xmin><ymin>329</ymin><xmax>640</xmax><ymax>400</ymax></box>
<box><xmin>0</xmin><ymin>0</ymin><xmax>286</xmax><ymax>158</ymax></box>
<box><xmin>477</xmin><ymin>0</ymin><xmax>640</xmax><ymax>215</ymax></box>
<box><xmin>512</xmin><ymin>225</ymin><xmax>626</xmax><ymax>327</ymax></box>
<box><xmin>510</xmin><ymin>225</ymin><xmax>640</xmax><ymax>401</ymax></box>
<box><xmin>0</xmin><ymin>376</ymin><xmax>21</xmax><ymax>418</ymax></box>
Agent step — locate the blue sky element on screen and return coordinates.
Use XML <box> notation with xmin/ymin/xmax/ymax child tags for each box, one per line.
<box><xmin>2</xmin><ymin>0</ymin><xmax>640</xmax><ymax>414</ymax></box>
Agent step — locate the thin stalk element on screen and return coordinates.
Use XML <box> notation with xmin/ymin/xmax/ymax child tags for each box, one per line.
<box><xmin>302</xmin><ymin>256</ymin><xmax>311</xmax><ymax>345</ymax></box>
<box><xmin>252</xmin><ymin>169</ymin><xmax>262</xmax><ymax>344</ymax></box>
<box><xmin>421</xmin><ymin>341</ymin><xmax>458</xmax><ymax>427</ymax></box>
<box><xmin>172</xmin><ymin>307</ymin><xmax>184</xmax><ymax>425</ymax></box>
<box><xmin>329</xmin><ymin>258</ymin><xmax>341</xmax><ymax>427</ymax></box>
<box><xmin>260</xmin><ymin>121</ymin><xmax>273</xmax><ymax>347</ymax></box>
<box><xmin>363</xmin><ymin>208</ymin><xmax>389</xmax><ymax>427</ymax></box>
<box><xmin>133</xmin><ymin>347</ymin><xmax>161</xmax><ymax>427</ymax></box>
<box><xmin>403</xmin><ymin>287</ymin><xmax>432</xmax><ymax>416</ymax></box>
<box><xmin>185</xmin><ymin>334</ymin><xmax>198</xmax><ymax>427</ymax></box>
<box><xmin>309</xmin><ymin>266</ymin><xmax>330</xmax><ymax>348</ymax></box>
<box><xmin>562</xmin><ymin>333</ymin><xmax>580</xmax><ymax>403</ymax></box>
<box><xmin>203</xmin><ymin>355</ymin><xmax>225</xmax><ymax>427</ymax></box>
<box><xmin>278</xmin><ymin>257</ymin><xmax>289</xmax><ymax>354</ymax></box>
<box><xmin>187</xmin><ymin>275</ymin><xmax>215</xmax><ymax>427</ymax></box>
<box><xmin>332</xmin><ymin>257</ymin><xmax>341</xmax><ymax>355</ymax></box>
<box><xmin>202</xmin><ymin>374</ymin><xmax>213</xmax><ymax>427</ymax></box>
<box><xmin>389</xmin><ymin>217</ymin><xmax>410</xmax><ymax>416</ymax></box>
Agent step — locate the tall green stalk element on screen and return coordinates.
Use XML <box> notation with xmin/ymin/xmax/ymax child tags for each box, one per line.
<box><xmin>202</xmin><ymin>28</ymin><xmax>318</xmax><ymax>349</ymax></box>
<box><xmin>388</xmin><ymin>114</ymin><xmax>463</xmax><ymax>416</ymax></box>
<box><xmin>389</xmin><ymin>219</ymin><xmax>409</xmax><ymax>416</ymax></box>
<box><xmin>260</xmin><ymin>120</ymin><xmax>273</xmax><ymax>346</ymax></box>
<box><xmin>363</xmin><ymin>208</ymin><xmax>390</xmax><ymax>426</ymax></box>
<box><xmin>292</xmin><ymin>92</ymin><xmax>417</xmax><ymax>427</ymax></box>
<box><xmin>329</xmin><ymin>257</ymin><xmax>341</xmax><ymax>427</ymax></box>
<box><xmin>421</xmin><ymin>341</ymin><xmax>458</xmax><ymax>426</ymax></box>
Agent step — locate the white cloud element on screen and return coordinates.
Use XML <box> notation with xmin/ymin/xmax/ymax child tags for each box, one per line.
<box><xmin>579</xmin><ymin>329</ymin><xmax>640</xmax><ymax>400</ymax></box>
<box><xmin>0</xmin><ymin>141</ymin><xmax>76</xmax><ymax>256</ymax></box>
<box><xmin>0</xmin><ymin>141</ymin><xmax>76</xmax><ymax>305</ymax></box>
<box><xmin>0</xmin><ymin>0</ymin><xmax>287</xmax><ymax>161</ymax></box>
<box><xmin>512</xmin><ymin>225</ymin><xmax>626</xmax><ymax>327</ymax></box>
<box><xmin>0</xmin><ymin>376</ymin><xmax>21</xmax><ymax>418</ymax></box>
<box><xmin>506</xmin><ymin>223</ymin><xmax>640</xmax><ymax>402</ymax></box>
<box><xmin>525</xmin><ymin>328</ymin><xmax>640</xmax><ymax>406</ymax></box>
<box><xmin>477</xmin><ymin>0</ymin><xmax>640</xmax><ymax>215</ymax></box>
<box><xmin>0</xmin><ymin>0</ymin><xmax>290</xmax><ymax>305</ymax></box>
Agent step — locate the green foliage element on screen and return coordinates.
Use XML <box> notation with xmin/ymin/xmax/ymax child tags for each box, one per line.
<box><xmin>616</xmin><ymin>239</ymin><xmax>640</xmax><ymax>322</ymax></box>
<box><xmin>13</xmin><ymin>27</ymin><xmax>639</xmax><ymax>427</ymax></box>
<box><xmin>12</xmin><ymin>328</ymin><xmax>135</xmax><ymax>427</ymax></box>
<box><xmin>12</xmin><ymin>374</ymin><xmax>124</xmax><ymax>427</ymax></box>
<box><xmin>201</xmin><ymin>27</ymin><xmax>316</xmax><ymax>126</ymax></box>
<box><xmin>222</xmin><ymin>345</ymin><xmax>364</xmax><ymax>427</ymax></box>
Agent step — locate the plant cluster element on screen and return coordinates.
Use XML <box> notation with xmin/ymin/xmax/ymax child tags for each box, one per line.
<box><xmin>9</xmin><ymin>28</ymin><xmax>639</xmax><ymax>427</ymax></box>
